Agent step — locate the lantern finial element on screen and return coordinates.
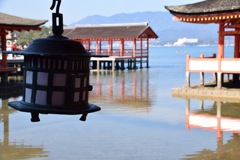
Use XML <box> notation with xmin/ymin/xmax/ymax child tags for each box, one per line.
<box><xmin>50</xmin><ymin>0</ymin><xmax>63</xmax><ymax>36</ymax></box>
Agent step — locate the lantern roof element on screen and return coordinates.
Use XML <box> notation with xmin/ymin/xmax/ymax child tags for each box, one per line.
<box><xmin>0</xmin><ymin>12</ymin><xmax>47</xmax><ymax>31</ymax></box>
<box><xmin>165</xmin><ymin>0</ymin><xmax>240</xmax><ymax>23</ymax></box>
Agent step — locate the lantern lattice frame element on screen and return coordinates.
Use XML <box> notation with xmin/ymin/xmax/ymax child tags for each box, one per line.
<box><xmin>6</xmin><ymin>0</ymin><xmax>101</xmax><ymax>122</ymax></box>
<box><xmin>8</xmin><ymin>36</ymin><xmax>101</xmax><ymax>122</ymax></box>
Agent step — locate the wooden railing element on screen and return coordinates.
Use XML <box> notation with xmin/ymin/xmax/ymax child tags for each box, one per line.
<box><xmin>186</xmin><ymin>53</ymin><xmax>240</xmax><ymax>74</ymax></box>
<box><xmin>88</xmin><ymin>49</ymin><xmax>148</xmax><ymax>58</ymax></box>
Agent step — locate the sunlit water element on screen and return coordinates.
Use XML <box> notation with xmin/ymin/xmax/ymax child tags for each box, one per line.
<box><xmin>1</xmin><ymin>46</ymin><xmax>240</xmax><ymax>160</ymax></box>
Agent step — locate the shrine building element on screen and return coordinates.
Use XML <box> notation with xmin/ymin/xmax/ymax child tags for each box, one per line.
<box><xmin>0</xmin><ymin>12</ymin><xmax>47</xmax><ymax>79</ymax></box>
<box><xmin>165</xmin><ymin>0</ymin><xmax>240</xmax><ymax>89</ymax></box>
<box><xmin>63</xmin><ymin>22</ymin><xmax>158</xmax><ymax>70</ymax></box>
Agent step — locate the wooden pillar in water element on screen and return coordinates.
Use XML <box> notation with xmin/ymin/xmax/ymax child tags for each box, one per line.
<box><xmin>217</xmin><ymin>22</ymin><xmax>225</xmax><ymax>89</ymax></box>
<box><xmin>200</xmin><ymin>54</ymin><xmax>204</xmax><ymax>86</ymax></box>
<box><xmin>146</xmin><ymin>38</ymin><xmax>149</xmax><ymax>68</ymax></box>
<box><xmin>133</xmin><ymin>38</ymin><xmax>137</xmax><ymax>69</ymax></box>
<box><xmin>140</xmin><ymin>38</ymin><xmax>143</xmax><ymax>69</ymax></box>
<box><xmin>186</xmin><ymin>55</ymin><xmax>190</xmax><ymax>87</ymax></box>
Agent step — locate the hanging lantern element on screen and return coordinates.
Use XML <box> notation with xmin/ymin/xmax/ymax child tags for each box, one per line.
<box><xmin>7</xmin><ymin>0</ymin><xmax>101</xmax><ymax>122</ymax></box>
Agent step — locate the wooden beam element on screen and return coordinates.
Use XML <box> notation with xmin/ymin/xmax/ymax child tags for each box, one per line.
<box><xmin>224</xmin><ymin>30</ymin><xmax>240</xmax><ymax>35</ymax></box>
<box><xmin>0</xmin><ymin>26</ymin><xmax>41</xmax><ymax>31</ymax></box>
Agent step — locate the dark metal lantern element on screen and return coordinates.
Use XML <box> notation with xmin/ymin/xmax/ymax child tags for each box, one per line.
<box><xmin>8</xmin><ymin>0</ymin><xmax>101</xmax><ymax>122</ymax></box>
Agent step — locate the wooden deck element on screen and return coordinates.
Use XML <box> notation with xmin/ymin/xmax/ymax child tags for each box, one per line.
<box><xmin>0</xmin><ymin>55</ymin><xmax>146</xmax><ymax>78</ymax></box>
<box><xmin>90</xmin><ymin>56</ymin><xmax>138</xmax><ymax>71</ymax></box>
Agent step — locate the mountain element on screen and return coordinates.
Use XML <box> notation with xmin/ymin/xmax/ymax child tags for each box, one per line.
<box><xmin>70</xmin><ymin>11</ymin><xmax>219</xmax><ymax>45</ymax></box>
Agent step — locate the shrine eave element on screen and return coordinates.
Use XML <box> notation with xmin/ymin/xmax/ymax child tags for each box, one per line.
<box><xmin>165</xmin><ymin>0</ymin><xmax>240</xmax><ymax>23</ymax></box>
<box><xmin>0</xmin><ymin>12</ymin><xmax>47</xmax><ymax>31</ymax></box>
<box><xmin>169</xmin><ymin>11</ymin><xmax>240</xmax><ymax>24</ymax></box>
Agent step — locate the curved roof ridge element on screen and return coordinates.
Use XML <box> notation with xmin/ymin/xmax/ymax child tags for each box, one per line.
<box><xmin>74</xmin><ymin>22</ymin><xmax>149</xmax><ymax>28</ymax></box>
<box><xmin>165</xmin><ymin>0</ymin><xmax>240</xmax><ymax>15</ymax></box>
<box><xmin>0</xmin><ymin>12</ymin><xmax>47</xmax><ymax>26</ymax></box>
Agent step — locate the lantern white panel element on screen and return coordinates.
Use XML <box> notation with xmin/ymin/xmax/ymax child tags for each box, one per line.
<box><xmin>53</xmin><ymin>74</ymin><xmax>66</xmax><ymax>86</ymax></box>
<box><xmin>25</xmin><ymin>88</ymin><xmax>32</xmax><ymax>103</ymax></box>
<box><xmin>52</xmin><ymin>92</ymin><xmax>65</xmax><ymax>106</ymax></box>
<box><xmin>74</xmin><ymin>92</ymin><xmax>80</xmax><ymax>102</ymax></box>
<box><xmin>26</xmin><ymin>71</ymin><xmax>33</xmax><ymax>84</ymax></box>
<box><xmin>37</xmin><ymin>72</ymin><xmax>48</xmax><ymax>86</ymax></box>
<box><xmin>35</xmin><ymin>90</ymin><xmax>47</xmax><ymax>105</ymax></box>
<box><xmin>75</xmin><ymin>78</ymin><xmax>81</xmax><ymax>88</ymax></box>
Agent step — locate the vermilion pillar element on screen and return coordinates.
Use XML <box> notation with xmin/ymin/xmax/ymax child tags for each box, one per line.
<box><xmin>233</xmin><ymin>28</ymin><xmax>240</xmax><ymax>84</ymax></box>
<box><xmin>217</xmin><ymin>23</ymin><xmax>225</xmax><ymax>89</ymax></box>
<box><xmin>120</xmin><ymin>38</ymin><xmax>124</xmax><ymax>56</ymax></box>
<box><xmin>95</xmin><ymin>39</ymin><xmax>99</xmax><ymax>55</ymax></box>
<box><xmin>108</xmin><ymin>39</ymin><xmax>112</xmax><ymax>56</ymax></box>
<box><xmin>146</xmin><ymin>38</ymin><xmax>149</xmax><ymax>68</ymax></box>
<box><xmin>0</xmin><ymin>29</ymin><xmax>8</xmax><ymax>67</ymax></box>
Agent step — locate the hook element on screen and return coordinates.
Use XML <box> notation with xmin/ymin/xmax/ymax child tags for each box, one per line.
<box><xmin>50</xmin><ymin>0</ymin><xmax>61</xmax><ymax>13</ymax></box>
<box><xmin>50</xmin><ymin>0</ymin><xmax>63</xmax><ymax>36</ymax></box>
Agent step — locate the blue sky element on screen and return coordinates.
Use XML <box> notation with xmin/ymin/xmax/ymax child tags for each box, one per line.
<box><xmin>0</xmin><ymin>0</ymin><xmax>200</xmax><ymax>26</ymax></box>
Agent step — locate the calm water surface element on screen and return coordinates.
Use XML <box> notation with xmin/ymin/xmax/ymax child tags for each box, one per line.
<box><xmin>1</xmin><ymin>46</ymin><xmax>239</xmax><ymax>160</ymax></box>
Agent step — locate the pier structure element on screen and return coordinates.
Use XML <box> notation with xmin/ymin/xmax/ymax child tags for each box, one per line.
<box><xmin>0</xmin><ymin>12</ymin><xmax>47</xmax><ymax>83</ymax></box>
<box><xmin>166</xmin><ymin>0</ymin><xmax>240</xmax><ymax>89</ymax></box>
<box><xmin>63</xmin><ymin>22</ymin><xmax>158</xmax><ymax>71</ymax></box>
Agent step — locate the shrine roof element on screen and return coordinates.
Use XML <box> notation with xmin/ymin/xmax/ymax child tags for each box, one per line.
<box><xmin>0</xmin><ymin>12</ymin><xmax>47</xmax><ymax>31</ymax></box>
<box><xmin>165</xmin><ymin>0</ymin><xmax>240</xmax><ymax>15</ymax></box>
<box><xmin>63</xmin><ymin>22</ymin><xmax>158</xmax><ymax>40</ymax></box>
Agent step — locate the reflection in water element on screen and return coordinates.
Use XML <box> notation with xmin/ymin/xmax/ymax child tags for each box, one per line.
<box><xmin>0</xmin><ymin>92</ymin><xmax>48</xmax><ymax>159</ymax></box>
<box><xmin>184</xmin><ymin>99</ymin><xmax>240</xmax><ymax>159</ymax></box>
<box><xmin>89</xmin><ymin>70</ymin><xmax>151</xmax><ymax>113</ymax></box>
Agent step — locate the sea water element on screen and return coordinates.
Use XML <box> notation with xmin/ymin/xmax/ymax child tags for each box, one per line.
<box><xmin>0</xmin><ymin>46</ymin><xmax>238</xmax><ymax>160</ymax></box>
